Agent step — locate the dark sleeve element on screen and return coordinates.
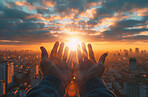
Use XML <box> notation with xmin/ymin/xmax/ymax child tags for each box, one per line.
<box><xmin>79</xmin><ymin>77</ymin><xmax>116</xmax><ymax>97</ymax></box>
<box><xmin>26</xmin><ymin>75</ymin><xmax>65</xmax><ymax>97</ymax></box>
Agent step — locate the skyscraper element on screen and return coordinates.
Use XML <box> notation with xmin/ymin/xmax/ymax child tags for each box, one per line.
<box><xmin>19</xmin><ymin>85</ymin><xmax>26</xmax><ymax>97</ymax></box>
<box><xmin>129</xmin><ymin>58</ymin><xmax>137</xmax><ymax>72</ymax></box>
<box><xmin>30</xmin><ymin>65</ymin><xmax>39</xmax><ymax>76</ymax></box>
<box><xmin>129</xmin><ymin>48</ymin><xmax>132</xmax><ymax>54</ymax></box>
<box><xmin>135</xmin><ymin>48</ymin><xmax>139</xmax><ymax>54</ymax></box>
<box><xmin>0</xmin><ymin>80</ymin><xmax>5</xmax><ymax>96</ymax></box>
<box><xmin>0</xmin><ymin>61</ymin><xmax>14</xmax><ymax>94</ymax></box>
<box><xmin>0</xmin><ymin>61</ymin><xmax>14</xmax><ymax>84</ymax></box>
<box><xmin>143</xmin><ymin>50</ymin><xmax>146</xmax><ymax>54</ymax></box>
<box><xmin>124</xmin><ymin>82</ymin><xmax>148</xmax><ymax>97</ymax></box>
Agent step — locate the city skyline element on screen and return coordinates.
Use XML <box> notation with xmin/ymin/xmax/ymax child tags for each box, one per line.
<box><xmin>0</xmin><ymin>47</ymin><xmax>147</xmax><ymax>97</ymax></box>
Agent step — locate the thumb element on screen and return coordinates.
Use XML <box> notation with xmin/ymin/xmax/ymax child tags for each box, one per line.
<box><xmin>98</xmin><ymin>53</ymin><xmax>108</xmax><ymax>64</ymax></box>
<box><xmin>40</xmin><ymin>46</ymin><xmax>48</xmax><ymax>60</ymax></box>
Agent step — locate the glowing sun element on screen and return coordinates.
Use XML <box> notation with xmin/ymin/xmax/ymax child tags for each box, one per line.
<box><xmin>66</xmin><ymin>38</ymin><xmax>81</xmax><ymax>51</ymax></box>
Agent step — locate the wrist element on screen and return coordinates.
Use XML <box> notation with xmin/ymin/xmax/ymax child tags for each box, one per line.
<box><xmin>39</xmin><ymin>75</ymin><xmax>65</xmax><ymax>96</ymax></box>
<box><xmin>79</xmin><ymin>77</ymin><xmax>106</xmax><ymax>97</ymax></box>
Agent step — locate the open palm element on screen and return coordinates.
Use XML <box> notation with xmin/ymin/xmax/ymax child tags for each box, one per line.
<box><xmin>40</xmin><ymin>42</ymin><xmax>72</xmax><ymax>84</ymax></box>
<box><xmin>74</xmin><ymin>42</ymin><xmax>107</xmax><ymax>85</ymax></box>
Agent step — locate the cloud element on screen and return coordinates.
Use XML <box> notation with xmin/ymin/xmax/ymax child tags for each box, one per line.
<box><xmin>123</xmin><ymin>35</ymin><xmax>148</xmax><ymax>42</ymax></box>
<box><xmin>95</xmin><ymin>7</ymin><xmax>114</xmax><ymax>17</ymax></box>
<box><xmin>101</xmin><ymin>18</ymin><xmax>148</xmax><ymax>41</ymax></box>
<box><xmin>27</xmin><ymin>0</ymin><xmax>56</xmax><ymax>7</ymax></box>
<box><xmin>0</xmin><ymin>4</ymin><xmax>29</xmax><ymax>20</ymax></box>
<box><xmin>102</xmin><ymin>0</ymin><xmax>148</xmax><ymax>12</ymax></box>
<box><xmin>0</xmin><ymin>0</ymin><xmax>148</xmax><ymax>45</ymax></box>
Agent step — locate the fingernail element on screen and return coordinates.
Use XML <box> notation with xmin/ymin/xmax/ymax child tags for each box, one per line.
<box><xmin>61</xmin><ymin>42</ymin><xmax>64</xmax><ymax>45</ymax></box>
<box><xmin>105</xmin><ymin>53</ymin><xmax>108</xmax><ymax>57</ymax></box>
<box><xmin>88</xmin><ymin>43</ymin><xmax>91</xmax><ymax>46</ymax></box>
<box><xmin>40</xmin><ymin>46</ymin><xmax>44</xmax><ymax>50</ymax></box>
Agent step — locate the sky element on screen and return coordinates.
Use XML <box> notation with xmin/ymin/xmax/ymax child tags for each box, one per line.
<box><xmin>0</xmin><ymin>0</ymin><xmax>148</xmax><ymax>51</ymax></box>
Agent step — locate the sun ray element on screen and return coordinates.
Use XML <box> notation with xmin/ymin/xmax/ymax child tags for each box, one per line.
<box><xmin>66</xmin><ymin>38</ymin><xmax>81</xmax><ymax>51</ymax></box>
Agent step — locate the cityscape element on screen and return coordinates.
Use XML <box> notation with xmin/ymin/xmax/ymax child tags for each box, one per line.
<box><xmin>0</xmin><ymin>47</ymin><xmax>147</xmax><ymax>97</ymax></box>
<box><xmin>0</xmin><ymin>0</ymin><xmax>148</xmax><ymax>97</ymax></box>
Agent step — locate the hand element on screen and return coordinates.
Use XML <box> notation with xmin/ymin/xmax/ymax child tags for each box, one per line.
<box><xmin>40</xmin><ymin>42</ymin><xmax>72</xmax><ymax>84</ymax></box>
<box><xmin>74</xmin><ymin>42</ymin><xmax>107</xmax><ymax>85</ymax></box>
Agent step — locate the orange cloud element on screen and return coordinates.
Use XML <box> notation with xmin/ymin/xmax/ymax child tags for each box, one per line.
<box><xmin>15</xmin><ymin>1</ymin><xmax>26</xmax><ymax>6</ymax></box>
<box><xmin>94</xmin><ymin>12</ymin><xmax>133</xmax><ymax>32</ymax></box>
<box><xmin>87</xmin><ymin>2</ymin><xmax>102</xmax><ymax>8</ymax></box>
<box><xmin>42</xmin><ymin>0</ymin><xmax>56</xmax><ymax>7</ymax></box>
<box><xmin>79</xmin><ymin>8</ymin><xmax>97</xmax><ymax>19</ymax></box>
<box><xmin>15</xmin><ymin>1</ymin><xmax>36</xmax><ymax>11</ymax></box>
<box><xmin>139</xmin><ymin>31</ymin><xmax>148</xmax><ymax>35</ymax></box>
<box><xmin>130</xmin><ymin>8</ymin><xmax>148</xmax><ymax>16</ymax></box>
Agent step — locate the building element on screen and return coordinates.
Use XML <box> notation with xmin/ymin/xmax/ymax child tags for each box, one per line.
<box><xmin>129</xmin><ymin>58</ymin><xmax>137</xmax><ymax>72</ymax></box>
<box><xmin>129</xmin><ymin>48</ymin><xmax>132</xmax><ymax>54</ymax></box>
<box><xmin>124</xmin><ymin>82</ymin><xmax>148</xmax><ymax>97</ymax></box>
<box><xmin>0</xmin><ymin>61</ymin><xmax>14</xmax><ymax>94</ymax></box>
<box><xmin>141</xmin><ymin>50</ymin><xmax>144</xmax><ymax>54</ymax></box>
<box><xmin>0</xmin><ymin>80</ymin><xmax>5</xmax><ymax>96</ymax></box>
<box><xmin>31</xmin><ymin>75</ymin><xmax>40</xmax><ymax>87</ymax></box>
<box><xmin>19</xmin><ymin>89</ymin><xmax>26</xmax><ymax>97</ymax></box>
<box><xmin>139</xmin><ymin>83</ymin><xmax>148</xmax><ymax>97</ymax></box>
<box><xmin>143</xmin><ymin>50</ymin><xmax>146</xmax><ymax>54</ymax></box>
<box><xmin>16</xmin><ymin>70</ymin><xmax>24</xmax><ymax>79</ymax></box>
<box><xmin>0</xmin><ymin>61</ymin><xmax>14</xmax><ymax>84</ymax></box>
<box><xmin>135</xmin><ymin>48</ymin><xmax>139</xmax><ymax>54</ymax></box>
<box><xmin>19</xmin><ymin>85</ymin><xmax>27</xmax><ymax>97</ymax></box>
<box><xmin>121</xmin><ymin>71</ymin><xmax>135</xmax><ymax>79</ymax></box>
<box><xmin>124</xmin><ymin>52</ymin><xmax>129</xmax><ymax>63</ymax></box>
<box><xmin>30</xmin><ymin>65</ymin><xmax>39</xmax><ymax>76</ymax></box>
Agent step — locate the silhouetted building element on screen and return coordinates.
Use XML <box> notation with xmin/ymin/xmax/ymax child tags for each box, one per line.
<box><xmin>31</xmin><ymin>75</ymin><xmax>40</xmax><ymax>88</ymax></box>
<box><xmin>0</xmin><ymin>61</ymin><xmax>14</xmax><ymax>84</ymax></box>
<box><xmin>123</xmin><ymin>49</ymin><xmax>128</xmax><ymax>54</ymax></box>
<box><xmin>135</xmin><ymin>48</ymin><xmax>139</xmax><ymax>54</ymax></box>
<box><xmin>0</xmin><ymin>80</ymin><xmax>5</xmax><ymax>96</ymax></box>
<box><xmin>143</xmin><ymin>50</ymin><xmax>146</xmax><ymax>54</ymax></box>
<box><xmin>129</xmin><ymin>48</ymin><xmax>132</xmax><ymax>54</ymax></box>
<box><xmin>117</xmin><ymin>53</ymin><xmax>120</xmax><ymax>57</ymax></box>
<box><xmin>19</xmin><ymin>85</ymin><xmax>27</xmax><ymax>97</ymax></box>
<box><xmin>124</xmin><ymin>82</ymin><xmax>148</xmax><ymax>97</ymax></box>
<box><xmin>120</xmin><ymin>49</ymin><xmax>122</xmax><ymax>53</ymax></box>
<box><xmin>0</xmin><ymin>61</ymin><xmax>14</xmax><ymax>94</ymax></box>
<box><xmin>141</xmin><ymin>50</ymin><xmax>144</xmax><ymax>54</ymax></box>
<box><xmin>30</xmin><ymin>65</ymin><xmax>39</xmax><ymax>76</ymax></box>
<box><xmin>129</xmin><ymin>58</ymin><xmax>137</xmax><ymax>72</ymax></box>
<box><xmin>124</xmin><ymin>52</ymin><xmax>129</xmax><ymax>59</ymax></box>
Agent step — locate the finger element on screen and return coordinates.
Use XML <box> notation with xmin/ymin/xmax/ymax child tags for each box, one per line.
<box><xmin>40</xmin><ymin>46</ymin><xmax>48</xmax><ymax>60</ymax></box>
<box><xmin>58</xmin><ymin>42</ymin><xmax>64</xmax><ymax>59</ymax></box>
<box><xmin>50</xmin><ymin>41</ymin><xmax>59</xmax><ymax>58</ymax></box>
<box><xmin>77</xmin><ymin>44</ymin><xmax>83</xmax><ymax>64</ymax></box>
<box><xmin>72</xmin><ymin>51</ymin><xmax>77</xmax><ymax>70</ymax></box>
<box><xmin>68</xmin><ymin>51</ymin><xmax>73</xmax><ymax>69</ymax></box>
<box><xmin>98</xmin><ymin>53</ymin><xmax>107</xmax><ymax>78</ymax></box>
<box><xmin>63</xmin><ymin>46</ymin><xmax>69</xmax><ymax>62</ymax></box>
<box><xmin>81</xmin><ymin>42</ymin><xmax>88</xmax><ymax>61</ymax></box>
<box><xmin>98</xmin><ymin>53</ymin><xmax>108</xmax><ymax>64</ymax></box>
<box><xmin>88</xmin><ymin>44</ymin><xmax>96</xmax><ymax>63</ymax></box>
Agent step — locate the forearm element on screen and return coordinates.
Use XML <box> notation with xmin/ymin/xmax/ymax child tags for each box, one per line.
<box><xmin>26</xmin><ymin>75</ymin><xmax>65</xmax><ymax>97</ymax></box>
<box><xmin>79</xmin><ymin>77</ymin><xmax>116</xmax><ymax>97</ymax></box>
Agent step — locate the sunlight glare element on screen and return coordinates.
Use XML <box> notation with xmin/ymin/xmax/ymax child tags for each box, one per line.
<box><xmin>66</xmin><ymin>38</ymin><xmax>81</xmax><ymax>51</ymax></box>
